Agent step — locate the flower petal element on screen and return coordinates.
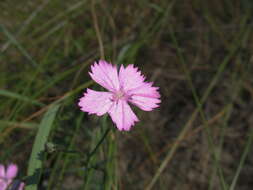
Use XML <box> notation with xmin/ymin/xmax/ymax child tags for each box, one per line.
<box><xmin>128</xmin><ymin>82</ymin><xmax>161</xmax><ymax>111</ymax></box>
<box><xmin>108</xmin><ymin>100</ymin><xmax>139</xmax><ymax>131</ymax></box>
<box><xmin>18</xmin><ymin>182</ymin><xmax>25</xmax><ymax>190</ymax></box>
<box><xmin>6</xmin><ymin>164</ymin><xmax>18</xmax><ymax>179</ymax></box>
<box><xmin>119</xmin><ymin>64</ymin><xmax>145</xmax><ymax>92</ymax></box>
<box><xmin>0</xmin><ymin>180</ymin><xmax>8</xmax><ymax>190</ymax></box>
<box><xmin>0</xmin><ymin>165</ymin><xmax>5</xmax><ymax>178</ymax></box>
<box><xmin>78</xmin><ymin>89</ymin><xmax>113</xmax><ymax>116</ymax></box>
<box><xmin>89</xmin><ymin>60</ymin><xmax>120</xmax><ymax>91</ymax></box>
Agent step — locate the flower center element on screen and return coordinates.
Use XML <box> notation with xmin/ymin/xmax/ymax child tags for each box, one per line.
<box><xmin>112</xmin><ymin>90</ymin><xmax>129</xmax><ymax>102</ymax></box>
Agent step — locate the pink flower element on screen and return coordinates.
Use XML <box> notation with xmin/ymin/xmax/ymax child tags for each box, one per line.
<box><xmin>0</xmin><ymin>164</ymin><xmax>25</xmax><ymax>190</ymax></box>
<box><xmin>78</xmin><ymin>60</ymin><xmax>161</xmax><ymax>131</ymax></box>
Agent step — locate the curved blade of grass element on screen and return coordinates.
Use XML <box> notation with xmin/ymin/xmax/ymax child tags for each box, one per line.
<box><xmin>1</xmin><ymin>0</ymin><xmax>50</xmax><ymax>53</ymax></box>
<box><xmin>229</xmin><ymin>128</ymin><xmax>253</xmax><ymax>190</ymax></box>
<box><xmin>52</xmin><ymin>113</ymin><xmax>84</xmax><ymax>189</ymax></box>
<box><xmin>0</xmin><ymin>120</ymin><xmax>37</xmax><ymax>129</ymax></box>
<box><xmin>0</xmin><ymin>89</ymin><xmax>44</xmax><ymax>106</ymax></box>
<box><xmin>208</xmin><ymin>38</ymin><xmax>251</xmax><ymax>190</ymax></box>
<box><xmin>29</xmin><ymin>0</ymin><xmax>88</xmax><ymax>39</ymax></box>
<box><xmin>145</xmin><ymin>13</ymin><xmax>249</xmax><ymax>190</ymax></box>
<box><xmin>26</xmin><ymin>104</ymin><xmax>60</xmax><ymax>190</ymax></box>
<box><xmin>0</xmin><ymin>24</ymin><xmax>39</xmax><ymax>68</ymax></box>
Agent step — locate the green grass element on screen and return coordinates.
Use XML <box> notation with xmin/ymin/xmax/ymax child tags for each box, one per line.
<box><xmin>1</xmin><ymin>0</ymin><xmax>253</xmax><ymax>189</ymax></box>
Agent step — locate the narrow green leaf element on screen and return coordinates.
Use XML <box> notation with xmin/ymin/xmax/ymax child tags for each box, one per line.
<box><xmin>0</xmin><ymin>120</ymin><xmax>37</xmax><ymax>129</ymax></box>
<box><xmin>229</xmin><ymin>130</ymin><xmax>253</xmax><ymax>190</ymax></box>
<box><xmin>26</xmin><ymin>104</ymin><xmax>60</xmax><ymax>190</ymax></box>
<box><xmin>0</xmin><ymin>89</ymin><xmax>44</xmax><ymax>106</ymax></box>
<box><xmin>0</xmin><ymin>24</ymin><xmax>39</xmax><ymax>68</ymax></box>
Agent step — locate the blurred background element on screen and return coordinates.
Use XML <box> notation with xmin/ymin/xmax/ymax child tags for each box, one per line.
<box><xmin>1</xmin><ymin>0</ymin><xmax>253</xmax><ymax>189</ymax></box>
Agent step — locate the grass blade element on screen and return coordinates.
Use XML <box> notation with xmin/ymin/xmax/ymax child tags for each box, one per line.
<box><xmin>0</xmin><ymin>89</ymin><xmax>44</xmax><ymax>106</ymax></box>
<box><xmin>0</xmin><ymin>24</ymin><xmax>39</xmax><ymax>68</ymax></box>
<box><xmin>145</xmin><ymin>13</ymin><xmax>250</xmax><ymax>190</ymax></box>
<box><xmin>26</xmin><ymin>104</ymin><xmax>60</xmax><ymax>190</ymax></box>
<box><xmin>229</xmin><ymin>129</ymin><xmax>253</xmax><ymax>190</ymax></box>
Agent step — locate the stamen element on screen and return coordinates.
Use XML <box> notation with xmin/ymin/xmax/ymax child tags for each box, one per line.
<box><xmin>113</xmin><ymin>90</ymin><xmax>129</xmax><ymax>101</ymax></box>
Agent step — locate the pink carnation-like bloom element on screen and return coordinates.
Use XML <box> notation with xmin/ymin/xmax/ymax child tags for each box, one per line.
<box><xmin>0</xmin><ymin>164</ymin><xmax>25</xmax><ymax>190</ymax></box>
<box><xmin>78</xmin><ymin>60</ymin><xmax>161</xmax><ymax>131</ymax></box>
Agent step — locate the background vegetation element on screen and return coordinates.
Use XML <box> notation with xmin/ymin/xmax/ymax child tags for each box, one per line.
<box><xmin>1</xmin><ymin>0</ymin><xmax>253</xmax><ymax>189</ymax></box>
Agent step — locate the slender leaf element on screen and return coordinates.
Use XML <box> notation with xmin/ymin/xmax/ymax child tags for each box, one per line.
<box><xmin>26</xmin><ymin>104</ymin><xmax>60</xmax><ymax>190</ymax></box>
<box><xmin>0</xmin><ymin>89</ymin><xmax>44</xmax><ymax>106</ymax></box>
